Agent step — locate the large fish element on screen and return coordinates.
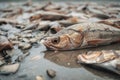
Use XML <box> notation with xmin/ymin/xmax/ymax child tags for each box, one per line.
<box><xmin>77</xmin><ymin>50</ymin><xmax>120</xmax><ymax>75</ymax></box>
<box><xmin>40</xmin><ymin>22</ymin><xmax>120</xmax><ymax>50</ymax></box>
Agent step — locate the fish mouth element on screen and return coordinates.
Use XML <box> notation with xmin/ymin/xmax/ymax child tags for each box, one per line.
<box><xmin>40</xmin><ymin>39</ymin><xmax>58</xmax><ymax>50</ymax></box>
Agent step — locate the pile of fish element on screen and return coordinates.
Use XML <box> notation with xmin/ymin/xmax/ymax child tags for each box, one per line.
<box><xmin>0</xmin><ymin>0</ymin><xmax>120</xmax><ymax>76</ymax></box>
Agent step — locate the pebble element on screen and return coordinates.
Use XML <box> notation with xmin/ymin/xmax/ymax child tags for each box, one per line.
<box><xmin>0</xmin><ymin>63</ymin><xmax>20</xmax><ymax>75</ymax></box>
<box><xmin>22</xmin><ymin>34</ymin><xmax>33</xmax><ymax>38</ymax></box>
<box><xmin>36</xmin><ymin>75</ymin><xmax>44</xmax><ymax>80</ymax></box>
<box><xmin>11</xmin><ymin>41</ymin><xmax>20</xmax><ymax>45</ymax></box>
<box><xmin>0</xmin><ymin>60</ymin><xmax>5</xmax><ymax>66</ymax></box>
<box><xmin>22</xmin><ymin>30</ymin><xmax>32</xmax><ymax>33</ymax></box>
<box><xmin>22</xmin><ymin>38</ymin><xmax>30</xmax><ymax>43</ymax></box>
<box><xmin>18</xmin><ymin>42</ymin><xmax>31</xmax><ymax>50</ymax></box>
<box><xmin>46</xmin><ymin>69</ymin><xmax>56</xmax><ymax>78</ymax></box>
<box><xmin>30</xmin><ymin>38</ymin><xmax>37</xmax><ymax>43</ymax></box>
<box><xmin>67</xmin><ymin>62</ymin><xmax>70</xmax><ymax>66</ymax></box>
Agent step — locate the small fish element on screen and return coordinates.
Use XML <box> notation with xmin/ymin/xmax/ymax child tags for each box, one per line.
<box><xmin>22</xmin><ymin>23</ymin><xmax>39</xmax><ymax>31</ymax></box>
<box><xmin>77</xmin><ymin>50</ymin><xmax>120</xmax><ymax>75</ymax></box>
<box><xmin>29</xmin><ymin>11</ymin><xmax>70</xmax><ymax>21</ymax></box>
<box><xmin>0</xmin><ymin>18</ymin><xmax>21</xmax><ymax>25</ymax></box>
<box><xmin>41</xmin><ymin>22</ymin><xmax>120</xmax><ymax>50</ymax></box>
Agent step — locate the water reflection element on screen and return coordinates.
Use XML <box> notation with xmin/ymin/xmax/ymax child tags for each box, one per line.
<box><xmin>45</xmin><ymin>50</ymin><xmax>81</xmax><ymax>68</ymax></box>
<box><xmin>45</xmin><ymin>43</ymin><xmax>120</xmax><ymax>68</ymax></box>
<box><xmin>44</xmin><ymin>43</ymin><xmax>120</xmax><ymax>80</ymax></box>
<box><xmin>83</xmin><ymin>65</ymin><xmax>120</xmax><ymax>80</ymax></box>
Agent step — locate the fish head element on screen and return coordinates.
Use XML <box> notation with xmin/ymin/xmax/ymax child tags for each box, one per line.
<box><xmin>40</xmin><ymin>29</ymin><xmax>83</xmax><ymax>50</ymax></box>
<box><xmin>77</xmin><ymin>50</ymin><xmax>118</xmax><ymax>64</ymax></box>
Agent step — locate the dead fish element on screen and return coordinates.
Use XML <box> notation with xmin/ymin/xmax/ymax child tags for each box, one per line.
<box><xmin>46</xmin><ymin>22</ymin><xmax>63</xmax><ymax>34</ymax></box>
<box><xmin>92</xmin><ymin>13</ymin><xmax>110</xmax><ymax>19</ymax></box>
<box><xmin>99</xmin><ymin>19</ymin><xmax>120</xmax><ymax>29</ymax></box>
<box><xmin>77</xmin><ymin>50</ymin><xmax>120</xmax><ymax>75</ymax></box>
<box><xmin>0</xmin><ymin>9</ymin><xmax>13</xmax><ymax>12</ymax></box>
<box><xmin>29</xmin><ymin>11</ymin><xmax>70</xmax><ymax>21</ymax></box>
<box><xmin>22</xmin><ymin>23</ymin><xmax>39</xmax><ymax>31</ymax></box>
<box><xmin>1</xmin><ymin>8</ymin><xmax>23</xmax><ymax>18</ymax></box>
<box><xmin>0</xmin><ymin>18</ymin><xmax>21</xmax><ymax>25</ymax></box>
<box><xmin>37</xmin><ymin>22</ymin><xmax>63</xmax><ymax>34</ymax></box>
<box><xmin>40</xmin><ymin>22</ymin><xmax>120</xmax><ymax>50</ymax></box>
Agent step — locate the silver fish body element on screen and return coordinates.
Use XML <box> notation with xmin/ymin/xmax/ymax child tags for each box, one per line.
<box><xmin>41</xmin><ymin>22</ymin><xmax>120</xmax><ymax>50</ymax></box>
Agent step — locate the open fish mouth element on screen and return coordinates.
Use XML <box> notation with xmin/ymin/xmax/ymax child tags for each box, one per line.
<box><xmin>40</xmin><ymin>37</ymin><xmax>60</xmax><ymax>50</ymax></box>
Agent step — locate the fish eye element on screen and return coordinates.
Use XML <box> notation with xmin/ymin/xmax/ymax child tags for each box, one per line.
<box><xmin>52</xmin><ymin>37</ymin><xmax>60</xmax><ymax>44</ymax></box>
<box><xmin>50</xmin><ymin>28</ymin><xmax>57</xmax><ymax>34</ymax></box>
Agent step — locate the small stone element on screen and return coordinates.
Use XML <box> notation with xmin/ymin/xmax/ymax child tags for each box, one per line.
<box><xmin>46</xmin><ymin>69</ymin><xmax>56</xmax><ymax>78</ymax></box>
<box><xmin>30</xmin><ymin>38</ymin><xmax>37</xmax><ymax>43</ymax></box>
<box><xmin>0</xmin><ymin>63</ymin><xmax>20</xmax><ymax>75</ymax></box>
<box><xmin>0</xmin><ymin>60</ymin><xmax>5</xmax><ymax>66</ymax></box>
<box><xmin>11</xmin><ymin>41</ymin><xmax>20</xmax><ymax>45</ymax></box>
<box><xmin>22</xmin><ymin>38</ymin><xmax>30</xmax><ymax>43</ymax></box>
<box><xmin>22</xmin><ymin>43</ymin><xmax>31</xmax><ymax>50</ymax></box>
<box><xmin>22</xmin><ymin>30</ymin><xmax>32</xmax><ymax>33</ymax></box>
<box><xmin>67</xmin><ymin>62</ymin><xmax>70</xmax><ymax>66</ymax></box>
<box><xmin>36</xmin><ymin>75</ymin><xmax>44</xmax><ymax>80</ymax></box>
<box><xmin>19</xmin><ymin>42</ymin><xmax>31</xmax><ymax>50</ymax></box>
<box><xmin>22</xmin><ymin>34</ymin><xmax>33</xmax><ymax>38</ymax></box>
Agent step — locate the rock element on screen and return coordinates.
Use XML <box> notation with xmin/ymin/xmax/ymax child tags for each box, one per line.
<box><xmin>30</xmin><ymin>38</ymin><xmax>37</xmax><ymax>43</ymax></box>
<box><xmin>11</xmin><ymin>41</ymin><xmax>20</xmax><ymax>45</ymax></box>
<box><xmin>36</xmin><ymin>75</ymin><xmax>44</xmax><ymax>80</ymax></box>
<box><xmin>46</xmin><ymin>69</ymin><xmax>56</xmax><ymax>78</ymax></box>
<box><xmin>0</xmin><ymin>36</ymin><xmax>13</xmax><ymax>51</ymax></box>
<box><xmin>22</xmin><ymin>38</ymin><xmax>30</xmax><ymax>43</ymax></box>
<box><xmin>22</xmin><ymin>34</ymin><xmax>33</xmax><ymax>38</ymax></box>
<box><xmin>0</xmin><ymin>60</ymin><xmax>5</xmax><ymax>66</ymax></box>
<box><xmin>18</xmin><ymin>42</ymin><xmax>31</xmax><ymax>50</ymax></box>
<box><xmin>0</xmin><ymin>63</ymin><xmax>20</xmax><ymax>75</ymax></box>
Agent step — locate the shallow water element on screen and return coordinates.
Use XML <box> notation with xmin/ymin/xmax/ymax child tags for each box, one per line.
<box><xmin>0</xmin><ymin>43</ymin><xmax>120</xmax><ymax>80</ymax></box>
